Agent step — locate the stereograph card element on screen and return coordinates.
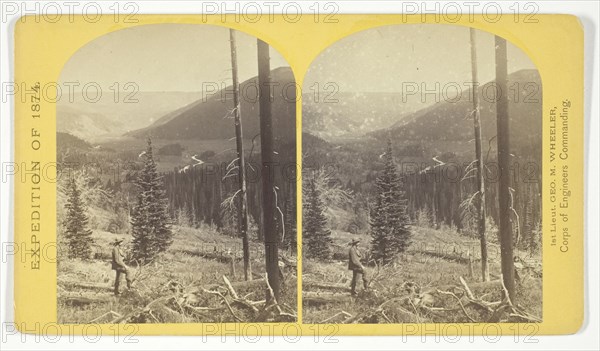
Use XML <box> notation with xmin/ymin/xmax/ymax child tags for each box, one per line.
<box><xmin>11</xmin><ymin>13</ymin><xmax>583</xmax><ymax>336</ymax></box>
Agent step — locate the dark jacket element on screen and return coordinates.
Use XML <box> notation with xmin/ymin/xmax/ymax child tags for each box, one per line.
<box><xmin>348</xmin><ymin>246</ymin><xmax>363</xmax><ymax>270</ymax></box>
<box><xmin>111</xmin><ymin>246</ymin><xmax>126</xmax><ymax>270</ymax></box>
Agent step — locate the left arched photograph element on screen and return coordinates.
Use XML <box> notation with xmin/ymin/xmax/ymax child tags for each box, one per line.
<box><xmin>56</xmin><ymin>24</ymin><xmax>297</xmax><ymax>324</ymax></box>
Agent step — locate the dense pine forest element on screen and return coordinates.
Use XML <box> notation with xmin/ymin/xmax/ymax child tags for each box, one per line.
<box><xmin>162</xmin><ymin>140</ymin><xmax>297</xmax><ymax>252</ymax></box>
<box><xmin>303</xmin><ymin>130</ymin><xmax>542</xmax><ymax>253</ymax></box>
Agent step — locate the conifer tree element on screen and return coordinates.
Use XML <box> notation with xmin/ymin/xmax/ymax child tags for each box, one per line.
<box><xmin>131</xmin><ymin>193</ymin><xmax>151</xmax><ymax>260</ymax></box>
<box><xmin>303</xmin><ymin>178</ymin><xmax>333</xmax><ymax>260</ymax></box>
<box><xmin>131</xmin><ymin>138</ymin><xmax>173</xmax><ymax>263</ymax></box>
<box><xmin>369</xmin><ymin>139</ymin><xmax>411</xmax><ymax>264</ymax></box>
<box><xmin>64</xmin><ymin>177</ymin><xmax>94</xmax><ymax>259</ymax></box>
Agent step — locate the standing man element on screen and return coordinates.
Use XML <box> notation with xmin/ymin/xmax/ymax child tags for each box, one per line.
<box><xmin>348</xmin><ymin>239</ymin><xmax>368</xmax><ymax>296</ymax></box>
<box><xmin>112</xmin><ymin>239</ymin><xmax>132</xmax><ymax>295</ymax></box>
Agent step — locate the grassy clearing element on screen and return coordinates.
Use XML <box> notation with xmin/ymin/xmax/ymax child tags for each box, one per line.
<box><xmin>58</xmin><ymin>225</ymin><xmax>297</xmax><ymax>324</ymax></box>
<box><xmin>302</xmin><ymin>225</ymin><xmax>542</xmax><ymax>324</ymax></box>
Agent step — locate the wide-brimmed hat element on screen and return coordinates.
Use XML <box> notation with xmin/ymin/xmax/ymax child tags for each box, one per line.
<box><xmin>350</xmin><ymin>239</ymin><xmax>361</xmax><ymax>246</ymax></box>
<box><xmin>113</xmin><ymin>238</ymin><xmax>124</xmax><ymax>245</ymax></box>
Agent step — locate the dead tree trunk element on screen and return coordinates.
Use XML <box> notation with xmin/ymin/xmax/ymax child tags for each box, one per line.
<box><xmin>469</xmin><ymin>28</ymin><xmax>490</xmax><ymax>282</ymax></box>
<box><xmin>494</xmin><ymin>35</ymin><xmax>516</xmax><ymax>303</ymax></box>
<box><xmin>257</xmin><ymin>39</ymin><xmax>280</xmax><ymax>301</ymax></box>
<box><xmin>432</xmin><ymin>175</ymin><xmax>440</xmax><ymax>229</ymax></box>
<box><xmin>229</xmin><ymin>29</ymin><xmax>252</xmax><ymax>281</ymax></box>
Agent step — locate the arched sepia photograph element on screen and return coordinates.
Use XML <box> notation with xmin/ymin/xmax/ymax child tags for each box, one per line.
<box><xmin>56</xmin><ymin>24</ymin><xmax>297</xmax><ymax>324</ymax></box>
<box><xmin>301</xmin><ymin>24</ymin><xmax>542</xmax><ymax>324</ymax></box>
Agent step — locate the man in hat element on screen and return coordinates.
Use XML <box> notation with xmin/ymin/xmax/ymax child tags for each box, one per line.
<box><xmin>348</xmin><ymin>239</ymin><xmax>368</xmax><ymax>296</ymax></box>
<box><xmin>112</xmin><ymin>238</ymin><xmax>132</xmax><ymax>295</ymax></box>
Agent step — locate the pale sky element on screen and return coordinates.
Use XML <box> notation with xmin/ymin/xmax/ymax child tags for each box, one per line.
<box><xmin>60</xmin><ymin>24</ymin><xmax>289</xmax><ymax>92</ymax></box>
<box><xmin>304</xmin><ymin>24</ymin><xmax>537</xmax><ymax>93</ymax></box>
<box><xmin>61</xmin><ymin>23</ymin><xmax>537</xmax><ymax>97</ymax></box>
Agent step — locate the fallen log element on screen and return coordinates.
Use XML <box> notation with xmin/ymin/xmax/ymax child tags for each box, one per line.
<box><xmin>175</xmin><ymin>248</ymin><xmax>237</xmax><ymax>264</ymax></box>
<box><xmin>416</xmin><ymin>250</ymin><xmax>473</xmax><ymax>264</ymax></box>
<box><xmin>303</xmin><ymin>280</ymin><xmax>349</xmax><ymax>292</ymax></box>
<box><xmin>303</xmin><ymin>291</ymin><xmax>354</xmax><ymax>305</ymax></box>
<box><xmin>58</xmin><ymin>280</ymin><xmax>113</xmax><ymax>292</ymax></box>
<box><xmin>60</xmin><ymin>295</ymin><xmax>109</xmax><ymax>306</ymax></box>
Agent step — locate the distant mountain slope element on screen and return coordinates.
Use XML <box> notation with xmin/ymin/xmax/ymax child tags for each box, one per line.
<box><xmin>128</xmin><ymin>67</ymin><xmax>296</xmax><ymax>143</ymax></box>
<box><xmin>302</xmin><ymin>92</ymin><xmax>425</xmax><ymax>141</ymax></box>
<box><xmin>57</xmin><ymin>92</ymin><xmax>201</xmax><ymax>142</ymax></box>
<box><xmin>302</xmin><ymin>132</ymin><xmax>332</xmax><ymax>151</ymax></box>
<box><xmin>371</xmin><ymin>69</ymin><xmax>542</xmax><ymax>150</ymax></box>
<box><xmin>57</xmin><ymin>105</ymin><xmax>122</xmax><ymax>141</ymax></box>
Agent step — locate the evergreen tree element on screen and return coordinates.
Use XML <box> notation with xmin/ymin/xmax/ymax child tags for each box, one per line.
<box><xmin>64</xmin><ymin>177</ymin><xmax>94</xmax><ymax>259</ymax></box>
<box><xmin>131</xmin><ymin>138</ymin><xmax>173</xmax><ymax>263</ymax></box>
<box><xmin>370</xmin><ymin>139</ymin><xmax>412</xmax><ymax>264</ymax></box>
<box><xmin>303</xmin><ymin>178</ymin><xmax>333</xmax><ymax>260</ymax></box>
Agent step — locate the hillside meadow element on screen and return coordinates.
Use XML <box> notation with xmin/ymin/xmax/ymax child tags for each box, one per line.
<box><xmin>58</xmin><ymin>223</ymin><xmax>298</xmax><ymax>324</ymax></box>
<box><xmin>302</xmin><ymin>222</ymin><xmax>542</xmax><ymax>324</ymax></box>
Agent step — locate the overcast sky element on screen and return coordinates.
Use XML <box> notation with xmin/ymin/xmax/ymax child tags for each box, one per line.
<box><xmin>62</xmin><ymin>23</ymin><xmax>537</xmax><ymax>95</ymax></box>
<box><xmin>304</xmin><ymin>24</ymin><xmax>537</xmax><ymax>93</ymax></box>
<box><xmin>60</xmin><ymin>24</ymin><xmax>289</xmax><ymax>92</ymax></box>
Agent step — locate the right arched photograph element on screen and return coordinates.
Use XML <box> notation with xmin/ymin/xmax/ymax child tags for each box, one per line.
<box><xmin>301</xmin><ymin>24</ymin><xmax>542</xmax><ymax>324</ymax></box>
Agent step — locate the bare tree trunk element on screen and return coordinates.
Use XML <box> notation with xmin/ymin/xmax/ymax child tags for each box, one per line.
<box><xmin>229</xmin><ymin>29</ymin><xmax>251</xmax><ymax>281</ymax></box>
<box><xmin>468</xmin><ymin>249</ymin><xmax>474</xmax><ymax>279</ymax></box>
<box><xmin>494</xmin><ymin>35</ymin><xmax>516</xmax><ymax>303</ymax></box>
<box><xmin>469</xmin><ymin>28</ymin><xmax>490</xmax><ymax>282</ymax></box>
<box><xmin>432</xmin><ymin>177</ymin><xmax>439</xmax><ymax>229</ymax></box>
<box><xmin>257</xmin><ymin>39</ymin><xmax>280</xmax><ymax>301</ymax></box>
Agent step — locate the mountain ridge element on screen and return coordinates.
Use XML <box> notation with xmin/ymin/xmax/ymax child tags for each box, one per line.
<box><xmin>369</xmin><ymin>69</ymin><xmax>542</xmax><ymax>150</ymax></box>
<box><xmin>127</xmin><ymin>66</ymin><xmax>296</xmax><ymax>144</ymax></box>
